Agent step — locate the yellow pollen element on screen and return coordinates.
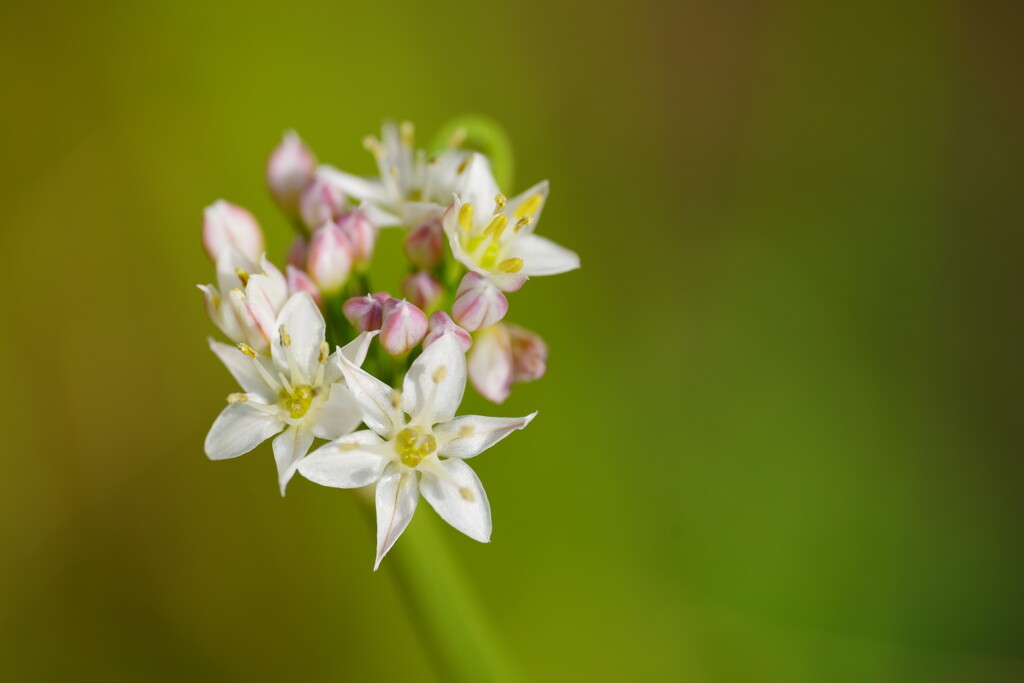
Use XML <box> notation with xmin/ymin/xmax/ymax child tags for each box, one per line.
<box><xmin>457</xmin><ymin>156</ymin><xmax>472</xmax><ymax>174</ymax></box>
<box><xmin>459</xmin><ymin>486</ymin><xmax>475</xmax><ymax>502</ymax></box>
<box><xmin>458</xmin><ymin>425</ymin><xmax>474</xmax><ymax>437</ymax></box>
<box><xmin>238</xmin><ymin>343</ymin><xmax>258</xmax><ymax>359</ymax></box>
<box><xmin>227</xmin><ymin>393</ymin><xmax>248</xmax><ymax>403</ymax></box>
<box><xmin>280</xmin><ymin>385</ymin><xmax>315</xmax><ymax>419</ymax></box>
<box><xmin>484</xmin><ymin>214</ymin><xmax>508</xmax><ymax>242</ymax></box>
<box><xmin>235</xmin><ymin>268</ymin><xmax>250</xmax><ymax>286</ymax></box>
<box><xmin>493</xmin><ymin>194</ymin><xmax>506</xmax><ymax>214</ymax></box>
<box><xmin>458</xmin><ymin>203</ymin><xmax>474</xmax><ymax>232</ymax></box>
<box><xmin>498</xmin><ymin>257</ymin><xmax>524</xmax><ymax>273</ymax></box>
<box><xmin>515</xmin><ymin>216</ymin><xmax>532</xmax><ymax>232</ymax></box>
<box><xmin>433</xmin><ymin>366</ymin><xmax>447</xmax><ymax>383</ymax></box>
<box><xmin>400</xmin><ymin>121</ymin><xmax>414</xmax><ymax>147</ymax></box>
<box><xmin>363</xmin><ymin>135</ymin><xmax>384</xmax><ymax>158</ymax></box>
<box><xmin>514</xmin><ymin>193</ymin><xmax>543</xmax><ymax>218</ymax></box>
<box><xmin>279</xmin><ymin>325</ymin><xmax>291</xmax><ymax>348</ymax></box>
<box><xmin>319</xmin><ymin>341</ymin><xmax>329</xmax><ymax>363</ymax></box>
<box><xmin>448</xmin><ymin>127</ymin><xmax>467</xmax><ymax>148</ymax></box>
<box><xmin>395</xmin><ymin>426</ymin><xmax>437</xmax><ymax>468</ymax></box>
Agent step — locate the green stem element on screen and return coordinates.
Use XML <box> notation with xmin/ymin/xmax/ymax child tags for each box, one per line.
<box><xmin>376</xmin><ymin>506</ymin><xmax>520</xmax><ymax>683</ymax></box>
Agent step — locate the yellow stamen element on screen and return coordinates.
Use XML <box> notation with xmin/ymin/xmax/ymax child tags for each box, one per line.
<box><xmin>362</xmin><ymin>135</ymin><xmax>383</xmax><ymax>158</ymax></box>
<box><xmin>395</xmin><ymin>426</ymin><xmax>437</xmax><ymax>468</ymax></box>
<box><xmin>400</xmin><ymin>121</ymin><xmax>414</xmax><ymax>147</ymax></box>
<box><xmin>235</xmin><ymin>268</ymin><xmax>250</xmax><ymax>286</ymax></box>
<box><xmin>498</xmin><ymin>257</ymin><xmax>524</xmax><ymax>273</ymax></box>
<box><xmin>319</xmin><ymin>341</ymin><xmax>329</xmax><ymax>363</ymax></box>
<box><xmin>514</xmin><ymin>193</ymin><xmax>543</xmax><ymax>218</ymax></box>
<box><xmin>515</xmin><ymin>216</ymin><xmax>532</xmax><ymax>232</ymax></box>
<box><xmin>457</xmin><ymin>155</ymin><xmax>472</xmax><ymax>174</ymax></box>
<box><xmin>458</xmin><ymin>203</ymin><xmax>474</xmax><ymax>232</ymax></box>
<box><xmin>238</xmin><ymin>343</ymin><xmax>258</xmax><ymax>359</ymax></box>
<box><xmin>279</xmin><ymin>325</ymin><xmax>291</xmax><ymax>348</ymax></box>
<box><xmin>493</xmin><ymin>194</ymin><xmax>506</xmax><ymax>214</ymax></box>
<box><xmin>483</xmin><ymin>214</ymin><xmax>508</xmax><ymax>243</ymax></box>
<box><xmin>227</xmin><ymin>393</ymin><xmax>248</xmax><ymax>403</ymax></box>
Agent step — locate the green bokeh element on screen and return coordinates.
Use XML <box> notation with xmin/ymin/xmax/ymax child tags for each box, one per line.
<box><xmin>2</xmin><ymin>0</ymin><xmax>1022</xmax><ymax>680</ymax></box>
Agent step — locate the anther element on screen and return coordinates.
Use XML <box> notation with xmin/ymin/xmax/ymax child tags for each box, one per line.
<box><xmin>237</xmin><ymin>343</ymin><xmax>258</xmax><ymax>359</ymax></box>
<box><xmin>457</xmin><ymin>156</ymin><xmax>472</xmax><ymax>174</ymax></box>
<box><xmin>400</xmin><ymin>121</ymin><xmax>414</xmax><ymax>147</ymax></box>
<box><xmin>362</xmin><ymin>135</ymin><xmax>384</xmax><ymax>158</ymax></box>
<box><xmin>493</xmin><ymin>194</ymin><xmax>506</xmax><ymax>214</ymax></box>
<box><xmin>279</xmin><ymin>325</ymin><xmax>291</xmax><ymax>348</ymax></box>
<box><xmin>514</xmin><ymin>193</ymin><xmax>543</xmax><ymax>218</ymax></box>
<box><xmin>227</xmin><ymin>393</ymin><xmax>248</xmax><ymax>403</ymax></box>
<box><xmin>458</xmin><ymin>203</ymin><xmax>474</xmax><ymax>232</ymax></box>
<box><xmin>498</xmin><ymin>257</ymin><xmax>524</xmax><ymax>273</ymax></box>
<box><xmin>235</xmin><ymin>268</ymin><xmax>250</xmax><ymax>286</ymax></box>
<box><xmin>514</xmin><ymin>216</ymin><xmax>532</xmax><ymax>232</ymax></box>
<box><xmin>390</xmin><ymin>390</ymin><xmax>402</xmax><ymax>409</ymax></box>
<box><xmin>483</xmin><ymin>214</ymin><xmax>508</xmax><ymax>242</ymax></box>
<box><xmin>319</xmin><ymin>340</ymin><xmax>330</xmax><ymax>363</ymax></box>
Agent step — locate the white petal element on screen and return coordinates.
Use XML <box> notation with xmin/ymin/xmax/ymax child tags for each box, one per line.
<box><xmin>205</xmin><ymin>402</ymin><xmax>283</xmax><ymax>460</ymax></box>
<box><xmin>244</xmin><ymin>273</ymin><xmax>286</xmax><ymax>343</ymax></box>
<box><xmin>340</xmin><ymin>330</ymin><xmax>378</xmax><ymax>367</ymax></box>
<box><xmin>360</xmin><ymin>202</ymin><xmax>404</xmax><ymax>228</ymax></box>
<box><xmin>505</xmin><ymin>179</ymin><xmax>549</xmax><ymax>231</ymax></box>
<box><xmin>317</xmin><ymin>165</ymin><xmax>387</xmax><ymax>203</ymax></box>
<box><xmin>271</xmin><ymin>293</ymin><xmax>325</xmax><ymax>382</ymax></box>
<box><xmin>455</xmin><ymin>154</ymin><xmax>501</xmax><ymax>218</ymax></box>
<box><xmin>374</xmin><ymin>465</ymin><xmax>420</xmax><ymax>570</ymax></box>
<box><xmin>208</xmin><ymin>339</ymin><xmax>276</xmax><ymax>401</ymax></box>
<box><xmin>435</xmin><ymin>412</ymin><xmax>536</xmax><ymax>459</ymax></box>
<box><xmin>467</xmin><ymin>325</ymin><xmax>513</xmax><ymax>404</ymax></box>
<box><xmin>419</xmin><ymin>459</ymin><xmax>491</xmax><ymax>543</ymax></box>
<box><xmin>199</xmin><ymin>284</ymin><xmax>243</xmax><ymax>342</ymax></box>
<box><xmin>310</xmin><ymin>384</ymin><xmax>363</xmax><ymax>440</ymax></box>
<box><xmin>214</xmin><ymin>245</ymin><xmax>258</xmax><ymax>293</ymax></box>
<box><xmin>337</xmin><ymin>350</ymin><xmax>401</xmax><ymax>438</ymax></box>
<box><xmin>441</xmin><ymin>195</ymin><xmax>477</xmax><ymax>272</ymax></box>
<box><xmin>402</xmin><ymin>334</ymin><xmax>466</xmax><ymax>425</ymax></box>
<box><xmin>508</xmin><ymin>234</ymin><xmax>580</xmax><ymax>276</ymax></box>
<box><xmin>297</xmin><ymin>431</ymin><xmax>389</xmax><ymax>489</ymax></box>
<box><xmin>272</xmin><ymin>425</ymin><xmax>315</xmax><ymax>496</ymax></box>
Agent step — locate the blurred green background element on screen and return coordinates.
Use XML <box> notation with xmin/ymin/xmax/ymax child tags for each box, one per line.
<box><xmin>2</xmin><ymin>0</ymin><xmax>1022</xmax><ymax>680</ymax></box>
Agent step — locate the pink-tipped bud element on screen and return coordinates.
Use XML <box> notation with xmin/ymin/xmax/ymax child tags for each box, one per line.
<box><xmin>380</xmin><ymin>299</ymin><xmax>428</xmax><ymax>356</ymax></box>
<box><xmin>299</xmin><ymin>175</ymin><xmax>346</xmax><ymax>230</ymax></box>
<box><xmin>266</xmin><ymin>131</ymin><xmax>317</xmax><ymax>217</ymax></box>
<box><xmin>452</xmin><ymin>272</ymin><xmax>508</xmax><ymax>331</ymax></box>
<box><xmin>342</xmin><ymin>292</ymin><xmax>390</xmax><ymax>332</ymax></box>
<box><xmin>202</xmin><ymin>200</ymin><xmax>265</xmax><ymax>264</ymax></box>
<box><xmin>307</xmin><ymin>223</ymin><xmax>354</xmax><ymax>295</ymax></box>
<box><xmin>337</xmin><ymin>210</ymin><xmax>377</xmax><ymax>265</ymax></box>
<box><xmin>468</xmin><ymin>324</ymin><xmax>514</xmax><ymax>403</ymax></box>
<box><xmin>423</xmin><ymin>311</ymin><xmax>472</xmax><ymax>353</ymax></box>
<box><xmin>287</xmin><ymin>236</ymin><xmax>309</xmax><ymax>269</ymax></box>
<box><xmin>286</xmin><ymin>265</ymin><xmax>322</xmax><ymax>308</ymax></box>
<box><xmin>508</xmin><ymin>324</ymin><xmax>548</xmax><ymax>383</ymax></box>
<box><xmin>404</xmin><ymin>221</ymin><xmax>443</xmax><ymax>269</ymax></box>
<box><xmin>400</xmin><ymin>271</ymin><xmax>443</xmax><ymax>312</ymax></box>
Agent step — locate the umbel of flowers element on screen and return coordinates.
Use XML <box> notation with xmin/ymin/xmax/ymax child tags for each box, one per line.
<box><xmin>199</xmin><ymin>121</ymin><xmax>579</xmax><ymax>568</ymax></box>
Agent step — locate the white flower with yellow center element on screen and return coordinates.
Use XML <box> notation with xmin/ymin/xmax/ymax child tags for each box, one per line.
<box><xmin>297</xmin><ymin>333</ymin><xmax>535</xmax><ymax>569</ymax></box>
<box><xmin>441</xmin><ymin>155</ymin><xmax>580</xmax><ymax>292</ymax></box>
<box><xmin>205</xmin><ymin>293</ymin><xmax>373</xmax><ymax>494</ymax></box>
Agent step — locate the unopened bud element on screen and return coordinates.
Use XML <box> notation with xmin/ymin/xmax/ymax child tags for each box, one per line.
<box><xmin>508</xmin><ymin>324</ymin><xmax>548</xmax><ymax>383</ymax></box>
<box><xmin>403</xmin><ymin>221</ymin><xmax>443</xmax><ymax>269</ymax></box>
<box><xmin>452</xmin><ymin>272</ymin><xmax>508</xmax><ymax>331</ymax></box>
<box><xmin>202</xmin><ymin>200</ymin><xmax>265</xmax><ymax>264</ymax></box>
<box><xmin>286</xmin><ymin>265</ymin><xmax>322</xmax><ymax>308</ymax></box>
<box><xmin>380</xmin><ymin>299</ymin><xmax>428</xmax><ymax>356</ymax></box>
<box><xmin>337</xmin><ymin>210</ymin><xmax>377</xmax><ymax>265</ymax></box>
<box><xmin>400</xmin><ymin>271</ymin><xmax>443</xmax><ymax>312</ymax></box>
<box><xmin>468</xmin><ymin>324</ymin><xmax>514</xmax><ymax>403</ymax></box>
<box><xmin>342</xmin><ymin>292</ymin><xmax>390</xmax><ymax>332</ymax></box>
<box><xmin>307</xmin><ymin>223</ymin><xmax>354</xmax><ymax>295</ymax></box>
<box><xmin>286</xmin><ymin>236</ymin><xmax>308</xmax><ymax>269</ymax></box>
<box><xmin>299</xmin><ymin>174</ymin><xmax>346</xmax><ymax>230</ymax></box>
<box><xmin>266</xmin><ymin>131</ymin><xmax>317</xmax><ymax>217</ymax></box>
<box><xmin>423</xmin><ymin>311</ymin><xmax>472</xmax><ymax>352</ymax></box>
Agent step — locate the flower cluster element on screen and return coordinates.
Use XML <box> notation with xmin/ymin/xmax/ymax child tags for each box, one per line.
<box><xmin>198</xmin><ymin>121</ymin><xmax>579</xmax><ymax>568</ymax></box>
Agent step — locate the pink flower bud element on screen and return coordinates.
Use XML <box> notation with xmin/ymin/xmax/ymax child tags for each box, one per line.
<box><xmin>202</xmin><ymin>200</ymin><xmax>265</xmax><ymax>264</ymax></box>
<box><xmin>286</xmin><ymin>236</ymin><xmax>308</xmax><ymax>269</ymax></box>
<box><xmin>507</xmin><ymin>324</ymin><xmax>548</xmax><ymax>383</ymax></box>
<box><xmin>423</xmin><ymin>311</ymin><xmax>472</xmax><ymax>352</ymax></box>
<box><xmin>404</xmin><ymin>221</ymin><xmax>443</xmax><ymax>269</ymax></box>
<box><xmin>452</xmin><ymin>272</ymin><xmax>508</xmax><ymax>331</ymax></box>
<box><xmin>307</xmin><ymin>223</ymin><xmax>353</xmax><ymax>295</ymax></box>
<box><xmin>266</xmin><ymin>131</ymin><xmax>317</xmax><ymax>217</ymax></box>
<box><xmin>400</xmin><ymin>271</ymin><xmax>443</xmax><ymax>312</ymax></box>
<box><xmin>286</xmin><ymin>265</ymin><xmax>322</xmax><ymax>308</ymax></box>
<box><xmin>380</xmin><ymin>299</ymin><xmax>428</xmax><ymax>356</ymax></box>
<box><xmin>468</xmin><ymin>324</ymin><xmax>514</xmax><ymax>403</ymax></box>
<box><xmin>337</xmin><ymin>210</ymin><xmax>377</xmax><ymax>265</ymax></box>
<box><xmin>342</xmin><ymin>292</ymin><xmax>390</xmax><ymax>332</ymax></box>
<box><xmin>299</xmin><ymin>175</ymin><xmax>346</xmax><ymax>230</ymax></box>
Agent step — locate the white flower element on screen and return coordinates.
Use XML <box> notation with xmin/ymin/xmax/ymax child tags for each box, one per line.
<box><xmin>198</xmin><ymin>246</ymin><xmax>289</xmax><ymax>350</ymax></box>
<box><xmin>205</xmin><ymin>293</ymin><xmax>374</xmax><ymax>495</ymax></box>
<box><xmin>441</xmin><ymin>154</ymin><xmax>580</xmax><ymax>292</ymax></box>
<box><xmin>315</xmin><ymin>121</ymin><xmax>470</xmax><ymax>229</ymax></box>
<box><xmin>297</xmin><ymin>333</ymin><xmax>535</xmax><ymax>569</ymax></box>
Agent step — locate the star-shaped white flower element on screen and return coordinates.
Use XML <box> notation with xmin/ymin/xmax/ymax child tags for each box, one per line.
<box><xmin>298</xmin><ymin>333</ymin><xmax>535</xmax><ymax>569</ymax></box>
<box><xmin>198</xmin><ymin>246</ymin><xmax>289</xmax><ymax>351</ymax></box>
<box><xmin>205</xmin><ymin>292</ymin><xmax>373</xmax><ymax>494</ymax></box>
<box><xmin>441</xmin><ymin>154</ymin><xmax>580</xmax><ymax>292</ymax></box>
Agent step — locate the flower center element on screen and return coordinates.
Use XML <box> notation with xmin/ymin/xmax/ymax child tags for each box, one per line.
<box><xmin>280</xmin><ymin>385</ymin><xmax>315</xmax><ymax>419</ymax></box>
<box><xmin>395</xmin><ymin>426</ymin><xmax>436</xmax><ymax>468</ymax></box>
